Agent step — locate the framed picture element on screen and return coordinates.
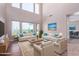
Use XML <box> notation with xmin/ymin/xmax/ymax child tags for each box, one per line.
<box><xmin>48</xmin><ymin>23</ymin><xmax>57</xmax><ymax>30</ymax></box>
<box><xmin>69</xmin><ymin>24</ymin><xmax>76</xmax><ymax>30</ymax></box>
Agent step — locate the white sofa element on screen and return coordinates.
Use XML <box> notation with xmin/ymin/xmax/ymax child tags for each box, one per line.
<box><xmin>19</xmin><ymin>33</ymin><xmax>37</xmax><ymax>41</ymax></box>
<box><xmin>19</xmin><ymin>35</ymin><xmax>37</xmax><ymax>41</ymax></box>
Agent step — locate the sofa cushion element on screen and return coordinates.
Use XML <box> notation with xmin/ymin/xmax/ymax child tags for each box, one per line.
<box><xmin>52</xmin><ymin>33</ymin><xmax>63</xmax><ymax>38</ymax></box>
<box><xmin>43</xmin><ymin>33</ymin><xmax>48</xmax><ymax>36</ymax></box>
<box><xmin>19</xmin><ymin>35</ymin><xmax>36</xmax><ymax>42</ymax></box>
<box><xmin>32</xmin><ymin>32</ymin><xmax>36</xmax><ymax>36</ymax></box>
<box><xmin>41</xmin><ymin>41</ymin><xmax>52</xmax><ymax>47</ymax></box>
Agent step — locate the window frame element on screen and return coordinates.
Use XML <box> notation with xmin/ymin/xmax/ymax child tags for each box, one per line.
<box><xmin>35</xmin><ymin>3</ymin><xmax>40</xmax><ymax>14</ymax></box>
<box><xmin>22</xmin><ymin>3</ymin><xmax>34</xmax><ymax>13</ymax></box>
<box><xmin>11</xmin><ymin>3</ymin><xmax>40</xmax><ymax>14</ymax></box>
<box><xmin>11</xmin><ymin>21</ymin><xmax>20</xmax><ymax>36</ymax></box>
<box><xmin>21</xmin><ymin>22</ymin><xmax>34</xmax><ymax>34</ymax></box>
<box><xmin>11</xmin><ymin>3</ymin><xmax>21</xmax><ymax>8</ymax></box>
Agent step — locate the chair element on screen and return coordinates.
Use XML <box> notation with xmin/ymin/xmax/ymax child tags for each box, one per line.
<box><xmin>33</xmin><ymin>41</ymin><xmax>55</xmax><ymax>56</ymax></box>
<box><xmin>53</xmin><ymin>39</ymin><xmax>67</xmax><ymax>55</ymax></box>
<box><xmin>0</xmin><ymin>35</ymin><xmax>10</xmax><ymax>53</ymax></box>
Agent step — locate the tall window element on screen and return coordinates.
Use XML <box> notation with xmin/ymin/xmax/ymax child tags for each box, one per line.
<box><xmin>11</xmin><ymin>3</ymin><xmax>40</xmax><ymax>14</ymax></box>
<box><xmin>35</xmin><ymin>3</ymin><xmax>39</xmax><ymax>14</ymax></box>
<box><xmin>12</xmin><ymin>3</ymin><xmax>20</xmax><ymax>8</ymax></box>
<box><xmin>22</xmin><ymin>3</ymin><xmax>34</xmax><ymax>12</ymax></box>
<box><xmin>22</xmin><ymin>22</ymin><xmax>34</xmax><ymax>34</ymax></box>
<box><xmin>12</xmin><ymin>21</ymin><xmax>20</xmax><ymax>36</ymax></box>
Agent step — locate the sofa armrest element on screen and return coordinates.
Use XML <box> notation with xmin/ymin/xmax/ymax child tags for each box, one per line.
<box><xmin>33</xmin><ymin>44</ymin><xmax>42</xmax><ymax>51</ymax></box>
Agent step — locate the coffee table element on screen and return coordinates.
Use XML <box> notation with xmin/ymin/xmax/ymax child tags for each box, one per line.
<box><xmin>28</xmin><ymin>38</ymin><xmax>43</xmax><ymax>45</ymax></box>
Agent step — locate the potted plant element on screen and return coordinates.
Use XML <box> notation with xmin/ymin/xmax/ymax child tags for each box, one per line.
<box><xmin>39</xmin><ymin>30</ymin><xmax>43</xmax><ymax>38</ymax></box>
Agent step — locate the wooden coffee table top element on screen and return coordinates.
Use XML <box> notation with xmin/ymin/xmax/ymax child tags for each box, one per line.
<box><xmin>28</xmin><ymin>38</ymin><xmax>43</xmax><ymax>43</ymax></box>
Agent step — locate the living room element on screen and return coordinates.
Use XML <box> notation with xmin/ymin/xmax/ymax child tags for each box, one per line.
<box><xmin>0</xmin><ymin>3</ymin><xmax>79</xmax><ymax>56</ymax></box>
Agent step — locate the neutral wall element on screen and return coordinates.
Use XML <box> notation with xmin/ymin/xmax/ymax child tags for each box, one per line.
<box><xmin>0</xmin><ymin>3</ymin><xmax>6</xmax><ymax>23</ymax></box>
<box><xmin>42</xmin><ymin>3</ymin><xmax>79</xmax><ymax>38</ymax></box>
<box><xmin>6</xmin><ymin>4</ymin><xmax>40</xmax><ymax>23</ymax></box>
<box><xmin>0</xmin><ymin>4</ymin><xmax>6</xmax><ymax>18</ymax></box>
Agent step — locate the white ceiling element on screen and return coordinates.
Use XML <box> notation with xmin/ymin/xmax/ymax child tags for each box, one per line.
<box><xmin>43</xmin><ymin>3</ymin><xmax>79</xmax><ymax>16</ymax></box>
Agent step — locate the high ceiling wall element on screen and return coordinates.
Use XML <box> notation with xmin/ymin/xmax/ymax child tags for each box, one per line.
<box><xmin>42</xmin><ymin>3</ymin><xmax>79</xmax><ymax>38</ymax></box>
<box><xmin>6</xmin><ymin>4</ymin><xmax>41</xmax><ymax>24</ymax></box>
<box><xmin>0</xmin><ymin>3</ymin><xmax>6</xmax><ymax>18</ymax></box>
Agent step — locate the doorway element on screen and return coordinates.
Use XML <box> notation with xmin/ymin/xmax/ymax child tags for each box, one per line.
<box><xmin>67</xmin><ymin>12</ymin><xmax>79</xmax><ymax>56</ymax></box>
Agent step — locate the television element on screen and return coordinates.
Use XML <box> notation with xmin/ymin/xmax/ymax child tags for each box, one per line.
<box><xmin>69</xmin><ymin>27</ymin><xmax>76</xmax><ymax>30</ymax></box>
<box><xmin>48</xmin><ymin>23</ymin><xmax>57</xmax><ymax>30</ymax></box>
<box><xmin>0</xmin><ymin>21</ymin><xmax>4</xmax><ymax>37</ymax></box>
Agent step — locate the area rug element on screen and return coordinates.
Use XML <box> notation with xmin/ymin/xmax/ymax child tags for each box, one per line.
<box><xmin>18</xmin><ymin>41</ymin><xmax>34</xmax><ymax>56</ymax></box>
<box><xmin>18</xmin><ymin>41</ymin><xmax>67</xmax><ymax>56</ymax></box>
